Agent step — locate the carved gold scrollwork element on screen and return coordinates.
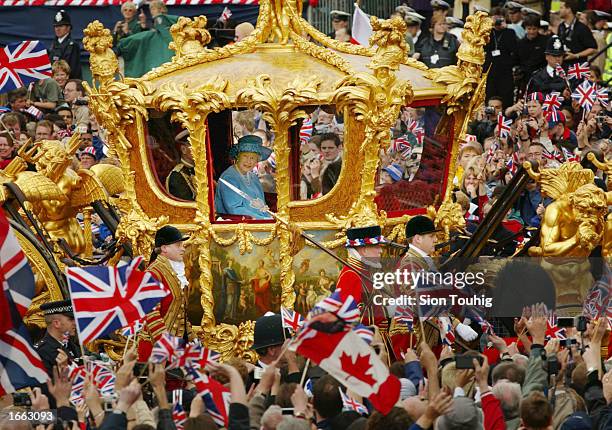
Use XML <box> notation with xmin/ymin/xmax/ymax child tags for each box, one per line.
<box><xmin>84</xmin><ymin>21</ymin><xmax>166</xmax><ymax>258</ymax></box>
<box><xmin>169</xmin><ymin>16</ymin><xmax>211</xmax><ymax>59</ymax></box>
<box><xmin>236</xmin><ymin>74</ymin><xmax>322</xmax><ymax>309</ymax></box>
<box><xmin>151</xmin><ymin>77</ymin><xmax>231</xmax><ymax>331</ymax></box>
<box><xmin>330</xmin><ymin>16</ymin><xmax>413</xmax><ymax>231</ymax></box>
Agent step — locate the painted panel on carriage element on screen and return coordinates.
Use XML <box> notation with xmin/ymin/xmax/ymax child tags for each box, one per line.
<box><xmin>184</xmin><ymin>230</ymin><xmax>345</xmax><ymax>326</ymax></box>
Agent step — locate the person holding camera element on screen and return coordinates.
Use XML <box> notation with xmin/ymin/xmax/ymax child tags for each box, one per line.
<box><xmin>112</xmin><ymin>1</ymin><xmax>147</xmax><ymax>44</ymax></box>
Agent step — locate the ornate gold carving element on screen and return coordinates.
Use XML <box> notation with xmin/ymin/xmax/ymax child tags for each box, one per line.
<box><xmin>432</xmin><ymin>195</ymin><xmax>466</xmax><ymax>243</ymax></box>
<box><xmin>169</xmin><ymin>16</ymin><xmax>211</xmax><ymax>59</ymax></box>
<box><xmin>330</xmin><ymin>16</ymin><xmax>413</xmax><ymax>230</ymax></box>
<box><xmin>210</xmin><ymin>223</ymin><xmax>278</xmax><ymax>254</ymax></box>
<box><xmin>526</xmin><ymin>163</ymin><xmax>607</xmax><ymax>257</ymax></box>
<box><xmin>586</xmin><ymin>153</ymin><xmax>612</xmax><ymax>263</ymax></box>
<box><xmin>237</xmin><ymin>74</ymin><xmax>321</xmax><ymax>309</ymax></box>
<box><xmin>199</xmin><ymin>321</ymin><xmax>257</xmax><ymax>362</ymax></box>
<box><xmin>290</xmin><ymin>31</ymin><xmax>354</xmax><ymax>75</ymax></box>
<box><xmin>151</xmin><ymin>76</ymin><xmax>231</xmax><ymax>329</ymax></box>
<box><xmin>83</xmin><ymin>21</ymin><xmax>118</xmax><ymax>86</ymax></box>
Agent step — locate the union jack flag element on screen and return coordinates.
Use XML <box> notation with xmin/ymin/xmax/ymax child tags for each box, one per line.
<box><xmin>467</xmin><ymin>308</ymin><xmax>493</xmax><ymax>335</ymax></box>
<box><xmin>391</xmin><ymin>135</ymin><xmax>412</xmax><ymax>159</ymax></box>
<box><xmin>299</xmin><ymin>117</ymin><xmax>313</xmax><ymax>145</ymax></box>
<box><xmin>68</xmin><ymin>362</ymin><xmax>86</xmax><ymax>406</ymax></box>
<box><xmin>173</xmin><ymin>402</ymin><xmax>188</xmax><ymax>430</ymax></box>
<box><xmin>120</xmin><ymin>319</ymin><xmax>144</xmax><ymax>337</ymax></box>
<box><xmin>485</xmin><ymin>141</ymin><xmax>500</xmax><ymax>164</ymax></box>
<box><xmin>566</xmin><ymin>62</ymin><xmax>590</xmax><ymax>81</ymax></box>
<box><xmin>555</xmin><ymin>64</ymin><xmax>566</xmax><ymax>79</ymax></box>
<box><xmin>562</xmin><ymin>146</ymin><xmax>580</xmax><ymax>163</ymax></box>
<box><xmin>25</xmin><ymin>105</ymin><xmax>43</xmax><ymax>120</ymax></box>
<box><xmin>406</xmin><ymin>119</ymin><xmax>425</xmax><ymax>145</ymax></box>
<box><xmin>572</xmin><ymin>80</ymin><xmax>596</xmax><ymax>111</ymax></box>
<box><xmin>583</xmin><ymin>265</ymin><xmax>611</xmax><ymax>327</ymax></box>
<box><xmin>191</xmin><ymin>369</ymin><xmax>231</xmax><ymax>427</ymax></box>
<box><xmin>66</xmin><ymin>256</ymin><xmax>169</xmax><ymax>344</ymax></box>
<box><xmin>197</xmin><ymin>345</ymin><xmax>221</xmax><ymax>368</ymax></box>
<box><xmin>0</xmin><ymin>41</ymin><xmax>52</xmax><ymax>94</ymax></box>
<box><xmin>496</xmin><ymin>113</ymin><xmax>512</xmax><ymax>138</ymax></box>
<box><xmin>393</xmin><ymin>305</ymin><xmax>414</xmax><ymax>330</ymax></box>
<box><xmin>542</xmin><ymin>146</ymin><xmax>563</xmax><ymax>162</ymax></box>
<box><xmin>339</xmin><ymin>388</ymin><xmax>368</xmax><ymax>415</ymax></box>
<box><xmin>352</xmin><ymin>324</ymin><xmax>374</xmax><ymax>344</ymax></box>
<box><xmin>595</xmin><ymin>86</ymin><xmax>609</xmax><ymax>108</ymax></box>
<box><xmin>169</xmin><ymin>341</ymin><xmax>204</xmax><ymax>370</ymax></box>
<box><xmin>281</xmin><ymin>306</ymin><xmax>304</xmax><ymax>332</ymax></box>
<box><xmin>219</xmin><ymin>6</ymin><xmax>232</xmax><ymax>22</ymax></box>
<box><xmin>545</xmin><ymin>315</ymin><xmax>567</xmax><ymax>340</ymax></box>
<box><xmin>0</xmin><ymin>209</ymin><xmax>47</xmax><ymax>396</ymax></box>
<box><xmin>506</xmin><ymin>152</ymin><xmax>520</xmax><ymax>175</ymax></box>
<box><xmin>89</xmin><ymin>361</ymin><xmax>115</xmax><ymax>396</ymax></box>
<box><xmin>437</xmin><ymin>318</ymin><xmax>455</xmax><ymax>346</ymax></box>
<box><xmin>311</xmin><ymin>291</ymin><xmax>360</xmax><ymax>323</ymax></box>
<box><xmin>151</xmin><ymin>332</ymin><xmax>182</xmax><ymax>364</ymax></box>
<box><xmin>543</xmin><ymin>92</ymin><xmax>563</xmax><ymax>112</ymax></box>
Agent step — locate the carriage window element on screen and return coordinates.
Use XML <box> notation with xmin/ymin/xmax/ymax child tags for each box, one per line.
<box><xmin>293</xmin><ymin>105</ymin><xmax>344</xmax><ymax>201</ymax></box>
<box><xmin>146</xmin><ymin>108</ymin><xmax>278</xmax><ymax>222</ymax></box>
<box><xmin>375</xmin><ymin>104</ymin><xmax>450</xmax><ymax>214</ymax></box>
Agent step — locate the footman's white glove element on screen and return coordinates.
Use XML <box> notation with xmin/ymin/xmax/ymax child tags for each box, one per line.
<box><xmin>456</xmin><ymin>323</ymin><xmax>478</xmax><ymax>342</ymax></box>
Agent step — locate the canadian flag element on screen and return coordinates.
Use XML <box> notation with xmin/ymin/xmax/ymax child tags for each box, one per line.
<box><xmin>291</xmin><ymin>324</ymin><xmax>400</xmax><ymax>414</ymax></box>
<box><xmin>351</xmin><ymin>4</ymin><xmax>373</xmax><ymax>46</ymax></box>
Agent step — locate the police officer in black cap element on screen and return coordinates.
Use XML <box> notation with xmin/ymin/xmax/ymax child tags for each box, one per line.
<box><xmin>49</xmin><ymin>10</ymin><xmax>82</xmax><ymax>79</ymax></box>
<box><xmin>528</xmin><ymin>35</ymin><xmax>570</xmax><ymax>95</ymax></box>
<box><xmin>35</xmin><ymin>299</ymin><xmax>81</xmax><ymax>377</ymax></box>
<box><xmin>246</xmin><ymin>313</ymin><xmax>300</xmax><ymax>389</ymax></box>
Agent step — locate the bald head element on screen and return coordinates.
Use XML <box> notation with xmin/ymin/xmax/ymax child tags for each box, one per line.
<box><xmin>235</xmin><ymin>22</ymin><xmax>255</xmax><ymax>42</ymax></box>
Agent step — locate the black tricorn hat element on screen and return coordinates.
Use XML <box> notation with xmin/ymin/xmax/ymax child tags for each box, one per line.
<box><xmin>154</xmin><ymin>225</ymin><xmax>188</xmax><ymax>248</ymax></box>
<box><xmin>405</xmin><ymin>215</ymin><xmax>439</xmax><ymax>239</ymax></box>
<box><xmin>251</xmin><ymin>314</ymin><xmax>288</xmax><ymax>350</ymax></box>
<box><xmin>40</xmin><ymin>299</ymin><xmax>73</xmax><ymax>317</ymax></box>
<box><xmin>545</xmin><ymin>36</ymin><xmax>565</xmax><ymax>56</ymax></box>
<box><xmin>54</xmin><ymin>10</ymin><xmax>71</xmax><ymax>26</ymax></box>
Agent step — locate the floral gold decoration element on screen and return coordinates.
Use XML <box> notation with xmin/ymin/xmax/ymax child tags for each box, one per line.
<box><xmin>330</xmin><ymin>16</ymin><xmax>413</xmax><ymax>232</ymax></box>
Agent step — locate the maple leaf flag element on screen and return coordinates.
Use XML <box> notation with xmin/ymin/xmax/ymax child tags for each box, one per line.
<box><xmin>291</xmin><ymin>323</ymin><xmax>400</xmax><ymax>415</ymax></box>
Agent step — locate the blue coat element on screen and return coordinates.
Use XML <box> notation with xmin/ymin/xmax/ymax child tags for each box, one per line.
<box><xmin>215</xmin><ymin>165</ymin><xmax>270</xmax><ymax>219</ymax></box>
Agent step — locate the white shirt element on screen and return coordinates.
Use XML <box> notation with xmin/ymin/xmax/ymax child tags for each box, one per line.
<box><xmin>546</xmin><ymin>65</ymin><xmax>555</xmax><ymax>78</ymax></box>
<box><xmin>57</xmin><ymin>35</ymin><xmax>68</xmax><ymax>44</ymax></box>
<box><xmin>169</xmin><ymin>260</ymin><xmax>188</xmax><ymax>289</ymax></box>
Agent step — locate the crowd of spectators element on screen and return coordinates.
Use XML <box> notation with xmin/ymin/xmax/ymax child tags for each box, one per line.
<box><xmin>1</xmin><ymin>307</ymin><xmax>611</xmax><ymax>430</ymax></box>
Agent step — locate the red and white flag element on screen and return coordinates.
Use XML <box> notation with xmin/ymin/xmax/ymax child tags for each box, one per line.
<box><xmin>219</xmin><ymin>6</ymin><xmax>232</xmax><ymax>22</ymax></box>
<box><xmin>351</xmin><ymin>4</ymin><xmax>372</xmax><ymax>46</ymax></box>
<box><xmin>566</xmin><ymin>62</ymin><xmax>590</xmax><ymax>81</ymax></box>
<box><xmin>281</xmin><ymin>306</ymin><xmax>304</xmax><ymax>332</ymax></box>
<box><xmin>290</xmin><ymin>323</ymin><xmax>400</xmax><ymax>414</ymax></box>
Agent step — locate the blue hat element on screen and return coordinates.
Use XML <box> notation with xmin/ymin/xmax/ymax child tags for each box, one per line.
<box><xmin>382</xmin><ymin>163</ymin><xmax>404</xmax><ymax>182</ymax></box>
<box><xmin>560</xmin><ymin>412</ymin><xmax>592</xmax><ymax>430</ymax></box>
<box><xmin>229</xmin><ymin>135</ymin><xmax>272</xmax><ymax>161</ymax></box>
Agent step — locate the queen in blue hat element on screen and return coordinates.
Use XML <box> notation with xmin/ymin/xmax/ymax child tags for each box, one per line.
<box><xmin>215</xmin><ymin>135</ymin><xmax>273</xmax><ymax>219</ymax></box>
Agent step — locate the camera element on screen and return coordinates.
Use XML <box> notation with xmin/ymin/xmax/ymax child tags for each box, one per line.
<box><xmin>484</xmin><ymin>106</ymin><xmax>496</xmax><ymax>115</ymax></box>
<box><xmin>12</xmin><ymin>392</ymin><xmax>32</xmax><ymax>407</ymax></box>
<box><xmin>73</xmin><ymin>98</ymin><xmax>88</xmax><ymax>106</ymax></box>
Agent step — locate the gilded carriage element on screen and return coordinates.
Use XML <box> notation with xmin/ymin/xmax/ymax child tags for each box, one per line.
<box><xmin>76</xmin><ymin>0</ymin><xmax>497</xmax><ymax>357</ymax></box>
<box><xmin>8</xmin><ymin>0</ymin><xmax>609</xmax><ymax>357</ymax></box>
